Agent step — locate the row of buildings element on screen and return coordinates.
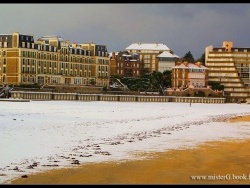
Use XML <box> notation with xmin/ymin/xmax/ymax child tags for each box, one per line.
<box><xmin>0</xmin><ymin>32</ymin><xmax>250</xmax><ymax>102</ymax></box>
<box><xmin>0</xmin><ymin>32</ymin><xmax>110</xmax><ymax>90</ymax></box>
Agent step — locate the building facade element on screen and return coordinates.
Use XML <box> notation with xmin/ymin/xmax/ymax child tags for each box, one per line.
<box><xmin>171</xmin><ymin>61</ymin><xmax>209</xmax><ymax>89</ymax></box>
<box><xmin>167</xmin><ymin>61</ymin><xmax>223</xmax><ymax>97</ymax></box>
<box><xmin>110</xmin><ymin>51</ymin><xmax>142</xmax><ymax>78</ymax></box>
<box><xmin>205</xmin><ymin>41</ymin><xmax>250</xmax><ymax>102</ymax></box>
<box><xmin>125</xmin><ymin>43</ymin><xmax>179</xmax><ymax>73</ymax></box>
<box><xmin>0</xmin><ymin>32</ymin><xmax>110</xmax><ymax>89</ymax></box>
<box><xmin>157</xmin><ymin>51</ymin><xmax>179</xmax><ymax>72</ymax></box>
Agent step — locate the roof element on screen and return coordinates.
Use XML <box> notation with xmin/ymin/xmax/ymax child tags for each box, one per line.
<box><xmin>157</xmin><ymin>51</ymin><xmax>179</xmax><ymax>58</ymax></box>
<box><xmin>173</xmin><ymin>63</ymin><xmax>208</xmax><ymax>69</ymax></box>
<box><xmin>38</xmin><ymin>35</ymin><xmax>64</xmax><ymax>42</ymax></box>
<box><xmin>108</xmin><ymin>51</ymin><xmax>119</xmax><ymax>57</ymax></box>
<box><xmin>125</xmin><ymin>43</ymin><xmax>170</xmax><ymax>51</ymax></box>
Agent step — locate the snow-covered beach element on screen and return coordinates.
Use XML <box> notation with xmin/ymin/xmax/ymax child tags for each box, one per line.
<box><xmin>1</xmin><ymin>100</ymin><xmax>250</xmax><ymax>184</ymax></box>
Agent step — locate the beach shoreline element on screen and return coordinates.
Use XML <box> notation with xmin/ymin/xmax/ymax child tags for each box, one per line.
<box><xmin>9</xmin><ymin>114</ymin><xmax>250</xmax><ymax>185</ymax></box>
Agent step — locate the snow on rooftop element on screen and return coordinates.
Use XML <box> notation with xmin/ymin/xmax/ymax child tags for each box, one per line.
<box><xmin>157</xmin><ymin>51</ymin><xmax>179</xmax><ymax>58</ymax></box>
<box><xmin>109</xmin><ymin>51</ymin><xmax>119</xmax><ymax>57</ymax></box>
<box><xmin>38</xmin><ymin>35</ymin><xmax>64</xmax><ymax>41</ymax></box>
<box><xmin>188</xmin><ymin>63</ymin><xmax>208</xmax><ymax>69</ymax></box>
<box><xmin>125</xmin><ymin>43</ymin><xmax>171</xmax><ymax>51</ymax></box>
<box><xmin>173</xmin><ymin>63</ymin><xmax>208</xmax><ymax>69</ymax></box>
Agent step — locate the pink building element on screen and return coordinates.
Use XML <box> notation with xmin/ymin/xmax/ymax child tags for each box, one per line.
<box><xmin>171</xmin><ymin>61</ymin><xmax>209</xmax><ymax>89</ymax></box>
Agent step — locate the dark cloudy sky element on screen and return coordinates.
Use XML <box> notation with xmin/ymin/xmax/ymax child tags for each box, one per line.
<box><xmin>0</xmin><ymin>3</ymin><xmax>249</xmax><ymax>59</ymax></box>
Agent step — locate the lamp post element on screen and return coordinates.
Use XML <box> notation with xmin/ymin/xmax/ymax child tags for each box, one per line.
<box><xmin>0</xmin><ymin>50</ymin><xmax>2</xmax><ymax>85</ymax></box>
<box><xmin>16</xmin><ymin>49</ymin><xmax>18</xmax><ymax>86</ymax></box>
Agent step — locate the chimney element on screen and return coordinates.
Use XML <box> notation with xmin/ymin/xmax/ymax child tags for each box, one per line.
<box><xmin>195</xmin><ymin>61</ymin><xmax>201</xmax><ymax>67</ymax></box>
<box><xmin>111</xmin><ymin>52</ymin><xmax>115</xmax><ymax>60</ymax></box>
<box><xmin>222</xmin><ymin>41</ymin><xmax>233</xmax><ymax>52</ymax></box>
<box><xmin>183</xmin><ymin>61</ymin><xmax>188</xmax><ymax>66</ymax></box>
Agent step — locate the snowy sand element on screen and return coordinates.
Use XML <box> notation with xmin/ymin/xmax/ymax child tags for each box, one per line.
<box><xmin>0</xmin><ymin>100</ymin><xmax>250</xmax><ymax>184</ymax></box>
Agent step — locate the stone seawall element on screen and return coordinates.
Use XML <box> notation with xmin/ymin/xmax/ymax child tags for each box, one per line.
<box><xmin>10</xmin><ymin>91</ymin><xmax>226</xmax><ymax>103</ymax></box>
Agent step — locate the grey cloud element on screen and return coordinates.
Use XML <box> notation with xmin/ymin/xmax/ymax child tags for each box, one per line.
<box><xmin>1</xmin><ymin>3</ymin><xmax>250</xmax><ymax>59</ymax></box>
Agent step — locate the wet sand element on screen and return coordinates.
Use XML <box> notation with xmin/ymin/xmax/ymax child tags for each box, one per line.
<box><xmin>10</xmin><ymin>115</ymin><xmax>250</xmax><ymax>185</ymax></box>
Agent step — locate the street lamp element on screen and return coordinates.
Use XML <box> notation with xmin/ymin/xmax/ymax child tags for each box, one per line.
<box><xmin>16</xmin><ymin>49</ymin><xmax>18</xmax><ymax>86</ymax></box>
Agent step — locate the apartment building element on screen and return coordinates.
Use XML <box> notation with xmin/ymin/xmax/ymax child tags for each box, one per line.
<box><xmin>0</xmin><ymin>32</ymin><xmax>110</xmax><ymax>89</ymax></box>
<box><xmin>110</xmin><ymin>51</ymin><xmax>142</xmax><ymax>77</ymax></box>
<box><xmin>205</xmin><ymin>41</ymin><xmax>250</xmax><ymax>102</ymax></box>
<box><xmin>171</xmin><ymin>61</ymin><xmax>209</xmax><ymax>89</ymax></box>
<box><xmin>125</xmin><ymin>43</ymin><xmax>179</xmax><ymax>73</ymax></box>
<box><xmin>166</xmin><ymin>61</ymin><xmax>223</xmax><ymax>97</ymax></box>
